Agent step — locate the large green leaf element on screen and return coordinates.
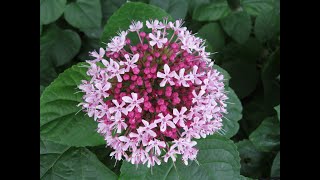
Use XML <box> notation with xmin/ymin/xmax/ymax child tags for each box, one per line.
<box><xmin>222</xmin><ymin>60</ymin><xmax>259</xmax><ymax>99</ymax></box>
<box><xmin>40</xmin><ymin>63</ymin><xmax>105</xmax><ymax>146</ymax></box>
<box><xmin>64</xmin><ymin>0</ymin><xmax>102</xmax><ymax>29</ymax></box>
<box><xmin>262</xmin><ymin>48</ymin><xmax>280</xmax><ymax>111</ymax></box>
<box><xmin>223</xmin><ymin>87</ymin><xmax>243</xmax><ymax>138</ymax></box>
<box><xmin>150</xmin><ymin>0</ymin><xmax>189</xmax><ymax>20</ymax></box>
<box><xmin>254</xmin><ymin>8</ymin><xmax>280</xmax><ymax>43</ymax></box>
<box><xmin>192</xmin><ymin>0</ymin><xmax>231</xmax><ymax>21</ymax></box>
<box><xmin>249</xmin><ymin>116</ymin><xmax>280</xmax><ymax>152</ymax></box>
<box><xmin>40</xmin><ymin>0</ymin><xmax>66</xmax><ymax>24</ymax></box>
<box><xmin>274</xmin><ymin>105</ymin><xmax>280</xmax><ymax>121</ymax></box>
<box><xmin>236</xmin><ymin>139</ymin><xmax>273</xmax><ymax>178</ymax></box>
<box><xmin>101</xmin><ymin>0</ymin><xmax>127</xmax><ymax>25</ymax></box>
<box><xmin>40</xmin><ymin>138</ymin><xmax>117</xmax><ymax>180</ymax></box>
<box><xmin>40</xmin><ymin>25</ymin><xmax>81</xmax><ymax>67</ymax></box>
<box><xmin>271</xmin><ymin>151</ymin><xmax>280</xmax><ymax>177</ymax></box>
<box><xmin>221</xmin><ymin>11</ymin><xmax>252</xmax><ymax>44</ymax></box>
<box><xmin>100</xmin><ymin>2</ymin><xmax>173</xmax><ymax>46</ymax></box>
<box><xmin>119</xmin><ymin>135</ymin><xmax>241</xmax><ymax>180</ymax></box>
<box><xmin>241</xmin><ymin>0</ymin><xmax>274</xmax><ymax>16</ymax></box>
<box><xmin>198</xmin><ymin>23</ymin><xmax>225</xmax><ymax>51</ymax></box>
<box><xmin>213</xmin><ymin>64</ymin><xmax>231</xmax><ymax>86</ymax></box>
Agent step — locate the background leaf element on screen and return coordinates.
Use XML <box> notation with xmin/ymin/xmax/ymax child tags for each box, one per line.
<box><xmin>64</xmin><ymin>0</ymin><xmax>102</xmax><ymax>29</ymax></box>
<box><xmin>119</xmin><ymin>135</ymin><xmax>241</xmax><ymax>180</ymax></box>
<box><xmin>40</xmin><ymin>138</ymin><xmax>117</xmax><ymax>180</ymax></box>
<box><xmin>254</xmin><ymin>8</ymin><xmax>280</xmax><ymax>43</ymax></box>
<box><xmin>241</xmin><ymin>0</ymin><xmax>274</xmax><ymax>16</ymax></box>
<box><xmin>40</xmin><ymin>0</ymin><xmax>66</xmax><ymax>24</ymax></box>
<box><xmin>150</xmin><ymin>0</ymin><xmax>189</xmax><ymax>20</ymax></box>
<box><xmin>236</xmin><ymin>139</ymin><xmax>273</xmax><ymax>178</ymax></box>
<box><xmin>270</xmin><ymin>151</ymin><xmax>280</xmax><ymax>177</ymax></box>
<box><xmin>249</xmin><ymin>116</ymin><xmax>280</xmax><ymax>152</ymax></box>
<box><xmin>40</xmin><ymin>25</ymin><xmax>81</xmax><ymax>67</ymax></box>
<box><xmin>40</xmin><ymin>63</ymin><xmax>105</xmax><ymax>146</ymax></box>
<box><xmin>198</xmin><ymin>23</ymin><xmax>225</xmax><ymax>51</ymax></box>
<box><xmin>192</xmin><ymin>0</ymin><xmax>231</xmax><ymax>21</ymax></box>
<box><xmin>274</xmin><ymin>105</ymin><xmax>280</xmax><ymax>121</ymax></box>
<box><xmin>221</xmin><ymin>11</ymin><xmax>252</xmax><ymax>44</ymax></box>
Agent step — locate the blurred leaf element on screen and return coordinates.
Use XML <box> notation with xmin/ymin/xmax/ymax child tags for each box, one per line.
<box><xmin>249</xmin><ymin>116</ymin><xmax>280</xmax><ymax>152</ymax></box>
<box><xmin>88</xmin><ymin>145</ymin><xmax>123</xmax><ymax>176</ymax></box>
<box><xmin>82</xmin><ymin>28</ymin><xmax>103</xmax><ymax>39</ymax></box>
<box><xmin>101</xmin><ymin>0</ymin><xmax>127</xmax><ymax>25</ymax></box>
<box><xmin>187</xmin><ymin>0</ymin><xmax>210</xmax><ymax>15</ymax></box>
<box><xmin>240</xmin><ymin>86</ymin><xmax>268</xmax><ymax>136</ymax></box>
<box><xmin>254</xmin><ymin>8</ymin><xmax>280</xmax><ymax>43</ymax></box>
<box><xmin>119</xmin><ymin>135</ymin><xmax>241</xmax><ymax>180</ymax></box>
<box><xmin>40</xmin><ymin>63</ymin><xmax>105</xmax><ymax>146</ymax></box>
<box><xmin>64</xmin><ymin>0</ymin><xmax>102</xmax><ymax>29</ymax></box>
<box><xmin>271</xmin><ymin>151</ymin><xmax>280</xmax><ymax>177</ymax></box>
<box><xmin>193</xmin><ymin>0</ymin><xmax>231</xmax><ymax>21</ymax></box>
<box><xmin>77</xmin><ymin>36</ymin><xmax>100</xmax><ymax>61</ymax></box>
<box><xmin>221</xmin><ymin>11</ymin><xmax>252</xmax><ymax>44</ymax></box>
<box><xmin>198</xmin><ymin>22</ymin><xmax>225</xmax><ymax>51</ymax></box>
<box><xmin>40</xmin><ymin>0</ymin><xmax>66</xmax><ymax>24</ymax></box>
<box><xmin>150</xmin><ymin>0</ymin><xmax>189</xmax><ymax>20</ymax></box>
<box><xmin>40</xmin><ymin>85</ymin><xmax>45</xmax><ymax>96</ymax></box>
<box><xmin>40</xmin><ymin>57</ymin><xmax>58</xmax><ymax>86</ymax></box>
<box><xmin>222</xmin><ymin>87</ymin><xmax>243</xmax><ymax>138</ymax></box>
<box><xmin>40</xmin><ymin>21</ymin><xmax>43</xmax><ymax>35</ymax></box>
<box><xmin>274</xmin><ymin>105</ymin><xmax>280</xmax><ymax>121</ymax></box>
<box><xmin>222</xmin><ymin>60</ymin><xmax>259</xmax><ymax>99</ymax></box>
<box><xmin>241</xmin><ymin>0</ymin><xmax>274</xmax><ymax>16</ymax></box>
<box><xmin>101</xmin><ymin>2</ymin><xmax>173</xmax><ymax>46</ymax></box>
<box><xmin>262</xmin><ymin>48</ymin><xmax>280</xmax><ymax>111</ymax></box>
<box><xmin>236</xmin><ymin>139</ymin><xmax>273</xmax><ymax>179</ymax></box>
<box><xmin>40</xmin><ymin>138</ymin><xmax>117</xmax><ymax>180</ymax></box>
<box><xmin>40</xmin><ymin>25</ymin><xmax>81</xmax><ymax>67</ymax></box>
<box><xmin>216</xmin><ymin>38</ymin><xmax>263</xmax><ymax>64</ymax></box>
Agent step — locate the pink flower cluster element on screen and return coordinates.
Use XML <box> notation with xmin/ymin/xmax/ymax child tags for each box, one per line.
<box><xmin>78</xmin><ymin>18</ymin><xmax>228</xmax><ymax>167</ymax></box>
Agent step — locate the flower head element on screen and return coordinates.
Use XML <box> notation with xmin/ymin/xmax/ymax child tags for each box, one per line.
<box><xmin>78</xmin><ymin>18</ymin><xmax>228</xmax><ymax>167</ymax></box>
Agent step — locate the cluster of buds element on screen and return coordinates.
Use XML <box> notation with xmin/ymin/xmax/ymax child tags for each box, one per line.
<box><xmin>78</xmin><ymin>18</ymin><xmax>228</xmax><ymax>167</ymax></box>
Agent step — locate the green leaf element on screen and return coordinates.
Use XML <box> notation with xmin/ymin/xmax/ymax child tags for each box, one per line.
<box><xmin>40</xmin><ymin>63</ymin><xmax>105</xmax><ymax>146</ymax></box>
<box><xmin>221</xmin><ymin>11</ymin><xmax>252</xmax><ymax>44</ymax></box>
<box><xmin>254</xmin><ymin>8</ymin><xmax>280</xmax><ymax>43</ymax></box>
<box><xmin>222</xmin><ymin>60</ymin><xmax>259</xmax><ymax>99</ymax></box>
<box><xmin>271</xmin><ymin>151</ymin><xmax>280</xmax><ymax>177</ymax></box>
<box><xmin>198</xmin><ymin>23</ymin><xmax>225</xmax><ymax>51</ymax></box>
<box><xmin>119</xmin><ymin>135</ymin><xmax>241</xmax><ymax>180</ymax></box>
<box><xmin>77</xmin><ymin>36</ymin><xmax>100</xmax><ymax>61</ymax></box>
<box><xmin>241</xmin><ymin>0</ymin><xmax>274</xmax><ymax>16</ymax></box>
<box><xmin>40</xmin><ymin>21</ymin><xmax>43</xmax><ymax>35</ymax></box>
<box><xmin>101</xmin><ymin>2</ymin><xmax>173</xmax><ymax>46</ymax></box>
<box><xmin>236</xmin><ymin>139</ymin><xmax>273</xmax><ymax>178</ymax></box>
<box><xmin>40</xmin><ymin>57</ymin><xmax>58</xmax><ymax>86</ymax></box>
<box><xmin>249</xmin><ymin>116</ymin><xmax>280</xmax><ymax>152</ymax></box>
<box><xmin>101</xmin><ymin>0</ymin><xmax>127</xmax><ymax>25</ymax></box>
<box><xmin>262</xmin><ymin>48</ymin><xmax>280</xmax><ymax>110</ymax></box>
<box><xmin>40</xmin><ymin>0</ymin><xmax>66</xmax><ymax>24</ymax></box>
<box><xmin>222</xmin><ymin>87</ymin><xmax>243</xmax><ymax>138</ymax></box>
<box><xmin>193</xmin><ymin>0</ymin><xmax>231</xmax><ymax>21</ymax></box>
<box><xmin>64</xmin><ymin>0</ymin><xmax>102</xmax><ymax>29</ymax></box>
<box><xmin>40</xmin><ymin>138</ymin><xmax>117</xmax><ymax>180</ymax></box>
<box><xmin>40</xmin><ymin>85</ymin><xmax>45</xmax><ymax>96</ymax></box>
<box><xmin>40</xmin><ymin>25</ymin><xmax>81</xmax><ymax>67</ymax></box>
<box><xmin>274</xmin><ymin>105</ymin><xmax>280</xmax><ymax>121</ymax></box>
<box><xmin>150</xmin><ymin>0</ymin><xmax>189</xmax><ymax>20</ymax></box>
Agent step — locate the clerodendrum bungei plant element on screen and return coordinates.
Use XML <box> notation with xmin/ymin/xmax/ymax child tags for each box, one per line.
<box><xmin>78</xmin><ymin>18</ymin><xmax>228</xmax><ymax>168</ymax></box>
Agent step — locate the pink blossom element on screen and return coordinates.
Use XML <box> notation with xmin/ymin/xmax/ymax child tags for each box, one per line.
<box><xmin>173</xmin><ymin>68</ymin><xmax>190</xmax><ymax>87</ymax></box>
<box><xmin>122</xmin><ymin>93</ymin><xmax>144</xmax><ymax>112</ymax></box>
<box><xmin>120</xmin><ymin>53</ymin><xmax>139</xmax><ymax>72</ymax></box>
<box><xmin>157</xmin><ymin>64</ymin><xmax>177</xmax><ymax>87</ymax></box>
<box><xmin>89</xmin><ymin>48</ymin><xmax>106</xmax><ymax>62</ymax></box>
<box><xmin>149</xmin><ymin>30</ymin><xmax>167</xmax><ymax>48</ymax></box>
<box><xmin>154</xmin><ymin>113</ymin><xmax>175</xmax><ymax>132</ymax></box>
<box><xmin>129</xmin><ymin>20</ymin><xmax>143</xmax><ymax>32</ymax></box>
<box><xmin>137</xmin><ymin>120</ymin><xmax>157</xmax><ymax>137</ymax></box>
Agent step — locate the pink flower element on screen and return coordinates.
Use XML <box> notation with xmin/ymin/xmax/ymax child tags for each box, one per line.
<box><xmin>109</xmin><ymin>61</ymin><xmax>125</xmax><ymax>82</ymax></box>
<box><xmin>122</xmin><ymin>93</ymin><xmax>144</xmax><ymax>112</ymax></box>
<box><xmin>172</xmin><ymin>107</ymin><xmax>188</xmax><ymax>127</ymax></box>
<box><xmin>120</xmin><ymin>54</ymin><xmax>139</xmax><ymax>72</ymax></box>
<box><xmin>173</xmin><ymin>68</ymin><xmax>190</xmax><ymax>87</ymax></box>
<box><xmin>137</xmin><ymin>120</ymin><xmax>157</xmax><ymax>137</ymax></box>
<box><xmin>157</xmin><ymin>64</ymin><xmax>177</xmax><ymax>87</ymax></box>
<box><xmin>148</xmin><ymin>31</ymin><xmax>167</xmax><ymax>48</ymax></box>
<box><xmin>129</xmin><ymin>20</ymin><xmax>143</xmax><ymax>32</ymax></box>
<box><xmin>109</xmin><ymin>100</ymin><xmax>128</xmax><ymax>117</ymax></box>
<box><xmin>154</xmin><ymin>113</ymin><xmax>175</xmax><ymax>132</ymax></box>
<box><xmin>89</xmin><ymin>48</ymin><xmax>106</xmax><ymax>62</ymax></box>
<box><xmin>146</xmin><ymin>19</ymin><xmax>164</xmax><ymax>30</ymax></box>
<box><xmin>145</xmin><ymin>139</ymin><xmax>166</xmax><ymax>156</ymax></box>
<box><xmin>106</xmin><ymin>31</ymin><xmax>127</xmax><ymax>53</ymax></box>
<box><xmin>110</xmin><ymin>113</ymin><xmax>128</xmax><ymax>133</ymax></box>
<box><xmin>163</xmin><ymin>149</ymin><xmax>178</xmax><ymax>163</ymax></box>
